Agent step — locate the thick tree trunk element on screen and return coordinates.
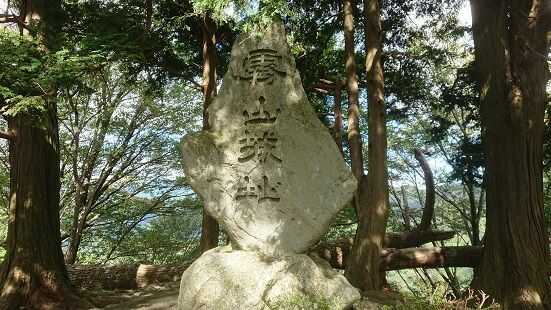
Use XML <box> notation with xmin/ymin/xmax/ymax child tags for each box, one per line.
<box><xmin>346</xmin><ymin>0</ymin><xmax>388</xmax><ymax>291</ymax></box>
<box><xmin>0</xmin><ymin>1</ymin><xmax>83</xmax><ymax>309</ymax></box>
<box><xmin>343</xmin><ymin>0</ymin><xmax>364</xmax><ymax>183</ymax></box>
<box><xmin>469</xmin><ymin>0</ymin><xmax>551</xmax><ymax>308</ymax></box>
<box><xmin>199</xmin><ymin>16</ymin><xmax>220</xmax><ymax>253</ymax></box>
<box><xmin>0</xmin><ymin>109</ymin><xmax>79</xmax><ymax>309</ymax></box>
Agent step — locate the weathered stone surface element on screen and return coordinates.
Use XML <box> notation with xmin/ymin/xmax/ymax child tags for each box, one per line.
<box><xmin>180</xmin><ymin>22</ymin><xmax>356</xmax><ymax>257</ymax></box>
<box><xmin>178</xmin><ymin>246</ymin><xmax>361</xmax><ymax>310</ymax></box>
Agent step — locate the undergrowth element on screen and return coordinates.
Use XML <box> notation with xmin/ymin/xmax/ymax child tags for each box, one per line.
<box><xmin>381</xmin><ymin>286</ymin><xmax>500</xmax><ymax>310</ymax></box>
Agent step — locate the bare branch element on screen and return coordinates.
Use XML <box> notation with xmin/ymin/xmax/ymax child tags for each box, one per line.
<box><xmin>414</xmin><ymin>148</ymin><xmax>435</xmax><ymax>231</ymax></box>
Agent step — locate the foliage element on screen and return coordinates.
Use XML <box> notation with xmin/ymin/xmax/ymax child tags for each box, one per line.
<box><xmin>57</xmin><ymin>61</ymin><xmax>202</xmax><ymax>263</ymax></box>
<box><xmin>0</xmin><ymin>30</ymin><xmax>47</xmax><ymax>115</ymax></box>
<box><xmin>0</xmin><ymin>29</ymin><xmax>107</xmax><ymax>117</ymax></box>
<box><xmin>77</xmin><ymin>200</ymin><xmax>203</xmax><ymax>265</ymax></box>
<box><xmin>268</xmin><ymin>293</ymin><xmax>337</xmax><ymax>310</ymax></box>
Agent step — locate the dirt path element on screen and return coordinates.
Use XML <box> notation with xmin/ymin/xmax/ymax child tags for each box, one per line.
<box><xmin>82</xmin><ymin>282</ymin><xmax>179</xmax><ymax>309</ymax></box>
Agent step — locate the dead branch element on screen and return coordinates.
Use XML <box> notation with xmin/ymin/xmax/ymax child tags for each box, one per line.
<box><xmin>414</xmin><ymin>148</ymin><xmax>435</xmax><ymax>231</ymax></box>
<box><xmin>386</xmin><ymin>230</ymin><xmax>456</xmax><ymax>249</ymax></box>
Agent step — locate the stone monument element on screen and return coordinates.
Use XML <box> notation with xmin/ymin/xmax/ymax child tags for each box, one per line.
<box><xmin>178</xmin><ymin>21</ymin><xmax>361</xmax><ymax>310</ymax></box>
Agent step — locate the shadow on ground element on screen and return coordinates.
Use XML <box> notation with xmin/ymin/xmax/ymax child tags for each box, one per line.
<box><xmin>81</xmin><ymin>281</ymin><xmax>179</xmax><ymax>309</ymax></box>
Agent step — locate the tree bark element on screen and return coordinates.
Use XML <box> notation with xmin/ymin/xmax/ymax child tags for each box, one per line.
<box><xmin>65</xmin><ymin>215</ymin><xmax>86</xmax><ymax>265</ymax></box>
<box><xmin>0</xmin><ymin>110</ymin><xmax>80</xmax><ymax>310</ymax></box>
<box><xmin>466</xmin><ymin>181</ymin><xmax>481</xmax><ymax>246</ymax></box>
<box><xmin>199</xmin><ymin>15</ymin><xmax>220</xmax><ymax>253</ymax></box>
<box><xmin>0</xmin><ymin>1</ymin><xmax>83</xmax><ymax>309</ymax></box>
<box><xmin>343</xmin><ymin>0</ymin><xmax>364</xmax><ymax>183</ymax></box>
<box><xmin>67</xmin><ymin>263</ymin><xmax>192</xmax><ymax>290</ymax></box>
<box><xmin>469</xmin><ymin>0</ymin><xmax>551</xmax><ymax>308</ymax></box>
<box><xmin>346</xmin><ymin>0</ymin><xmax>388</xmax><ymax>291</ymax></box>
<box><xmin>333</xmin><ymin>82</ymin><xmax>344</xmax><ymax>155</ymax></box>
<box><xmin>381</xmin><ymin>246</ymin><xmax>483</xmax><ymax>271</ymax></box>
<box><xmin>314</xmin><ymin>230</ymin><xmax>456</xmax><ymax>269</ymax></box>
<box><xmin>314</xmin><ymin>241</ymin><xmax>481</xmax><ymax>271</ymax></box>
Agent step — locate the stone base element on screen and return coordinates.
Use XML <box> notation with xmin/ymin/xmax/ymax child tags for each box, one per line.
<box><xmin>178</xmin><ymin>246</ymin><xmax>361</xmax><ymax>310</ymax></box>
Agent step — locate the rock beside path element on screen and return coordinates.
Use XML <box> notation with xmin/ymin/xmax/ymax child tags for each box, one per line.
<box><xmin>178</xmin><ymin>246</ymin><xmax>361</xmax><ymax>310</ymax></box>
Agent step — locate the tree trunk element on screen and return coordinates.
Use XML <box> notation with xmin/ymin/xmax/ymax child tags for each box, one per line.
<box><xmin>0</xmin><ymin>1</ymin><xmax>85</xmax><ymax>308</ymax></box>
<box><xmin>343</xmin><ymin>0</ymin><xmax>364</xmax><ymax>183</ymax></box>
<box><xmin>144</xmin><ymin>0</ymin><xmax>152</xmax><ymax>31</ymax></box>
<box><xmin>466</xmin><ymin>181</ymin><xmax>481</xmax><ymax>246</ymax></box>
<box><xmin>65</xmin><ymin>216</ymin><xmax>85</xmax><ymax>265</ymax></box>
<box><xmin>0</xmin><ymin>109</ymin><xmax>79</xmax><ymax>309</ymax></box>
<box><xmin>345</xmin><ymin>0</ymin><xmax>388</xmax><ymax>291</ymax></box>
<box><xmin>199</xmin><ymin>15</ymin><xmax>220</xmax><ymax>253</ymax></box>
<box><xmin>333</xmin><ymin>82</ymin><xmax>344</xmax><ymax>155</ymax></box>
<box><xmin>469</xmin><ymin>0</ymin><xmax>551</xmax><ymax>308</ymax></box>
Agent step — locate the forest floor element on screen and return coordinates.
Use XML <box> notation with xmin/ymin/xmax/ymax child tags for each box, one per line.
<box><xmin>81</xmin><ymin>281</ymin><xmax>179</xmax><ymax>309</ymax></box>
<box><xmin>78</xmin><ymin>281</ymin><xmax>401</xmax><ymax>309</ymax></box>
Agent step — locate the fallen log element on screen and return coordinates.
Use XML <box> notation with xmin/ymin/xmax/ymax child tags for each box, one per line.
<box><xmin>386</xmin><ymin>230</ymin><xmax>456</xmax><ymax>248</ymax></box>
<box><xmin>313</xmin><ymin>244</ymin><xmax>482</xmax><ymax>270</ymax></box>
<box><xmin>381</xmin><ymin>246</ymin><xmax>483</xmax><ymax>270</ymax></box>
<box><xmin>312</xmin><ymin>230</ymin><xmax>457</xmax><ymax>269</ymax></box>
<box><xmin>67</xmin><ymin>262</ymin><xmax>192</xmax><ymax>290</ymax></box>
<box><xmin>67</xmin><ymin>240</ymin><xmax>472</xmax><ymax>290</ymax></box>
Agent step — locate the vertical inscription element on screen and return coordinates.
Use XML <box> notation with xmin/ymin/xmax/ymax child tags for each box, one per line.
<box><xmin>235</xmin><ymin>94</ymin><xmax>283</xmax><ymax>203</ymax></box>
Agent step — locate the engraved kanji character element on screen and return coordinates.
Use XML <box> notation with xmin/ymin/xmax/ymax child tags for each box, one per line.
<box><xmin>238</xmin><ymin>49</ymin><xmax>285</xmax><ymax>84</ymax></box>
<box><xmin>238</xmin><ymin>129</ymin><xmax>282</xmax><ymax>163</ymax></box>
<box><xmin>243</xmin><ymin>96</ymin><xmax>281</xmax><ymax>125</ymax></box>
<box><xmin>258</xmin><ymin>175</ymin><xmax>281</xmax><ymax>202</ymax></box>
<box><xmin>235</xmin><ymin>176</ymin><xmax>258</xmax><ymax>201</ymax></box>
